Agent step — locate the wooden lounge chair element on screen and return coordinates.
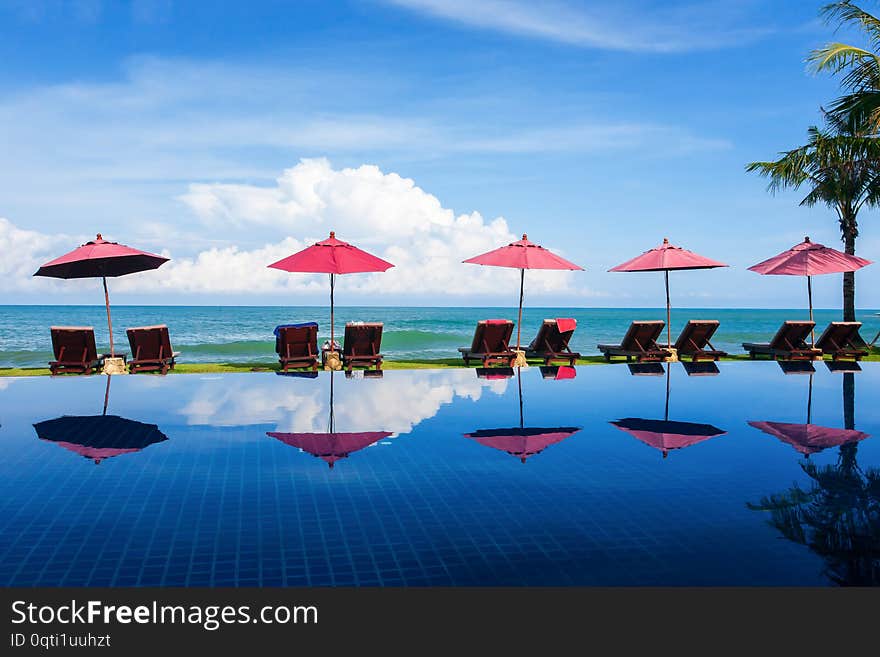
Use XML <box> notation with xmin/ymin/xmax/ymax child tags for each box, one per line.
<box><xmin>674</xmin><ymin>320</ymin><xmax>727</xmax><ymax>361</ymax></box>
<box><xmin>598</xmin><ymin>321</ymin><xmax>671</xmax><ymax>362</ymax></box>
<box><xmin>524</xmin><ymin>318</ymin><xmax>581</xmax><ymax>365</ymax></box>
<box><xmin>274</xmin><ymin>323</ymin><xmax>319</xmax><ymax>372</ymax></box>
<box><xmin>742</xmin><ymin>321</ymin><xmax>822</xmax><ymax>361</ymax></box>
<box><xmin>341</xmin><ymin>322</ymin><xmax>383</xmax><ymax>371</ymax></box>
<box><xmin>48</xmin><ymin>326</ymin><xmax>105</xmax><ymax>375</ymax></box>
<box><xmin>126</xmin><ymin>325</ymin><xmax>180</xmax><ymax>374</ymax></box>
<box><xmin>458</xmin><ymin>320</ymin><xmax>516</xmax><ymax>366</ymax></box>
<box><xmin>815</xmin><ymin>322</ymin><xmax>869</xmax><ymax>361</ymax></box>
<box><xmin>777</xmin><ymin>360</ymin><xmax>815</xmax><ymax>375</ymax></box>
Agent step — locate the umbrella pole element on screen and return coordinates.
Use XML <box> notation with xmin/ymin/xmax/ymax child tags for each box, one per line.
<box><xmin>516</xmin><ymin>269</ymin><xmax>524</xmax><ymax>350</ymax></box>
<box><xmin>330</xmin><ymin>273</ymin><xmax>335</xmax><ymax>349</ymax></box>
<box><xmin>807</xmin><ymin>275</ymin><xmax>814</xmax><ymax>346</ymax></box>
<box><xmin>665</xmin><ymin>362</ymin><xmax>670</xmax><ymax>422</ymax></box>
<box><xmin>807</xmin><ymin>373</ymin><xmax>813</xmax><ymax>425</ymax></box>
<box><xmin>517</xmin><ymin>366</ymin><xmax>524</xmax><ymax>429</ymax></box>
<box><xmin>103</xmin><ymin>374</ymin><xmax>111</xmax><ymax>416</ymax></box>
<box><xmin>665</xmin><ymin>270</ymin><xmax>671</xmax><ymax>348</ymax></box>
<box><xmin>102</xmin><ymin>276</ymin><xmax>114</xmax><ymax>357</ymax></box>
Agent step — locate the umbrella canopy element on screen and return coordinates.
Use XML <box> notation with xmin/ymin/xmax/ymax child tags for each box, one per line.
<box><xmin>748</xmin><ymin>237</ymin><xmax>872</xmax><ymax>341</ymax></box>
<box><xmin>266</xmin><ymin>369</ymin><xmax>391</xmax><ymax>468</ymax></box>
<box><xmin>268</xmin><ymin>232</ymin><xmax>394</xmax><ymax>364</ymax></box>
<box><xmin>464</xmin><ymin>234</ymin><xmax>582</xmax><ymax>353</ymax></box>
<box><xmin>267</xmin><ymin>430</ymin><xmax>391</xmax><ymax>468</ymax></box>
<box><xmin>610</xmin><ymin>238</ymin><xmax>727</xmax><ymax>347</ymax></box>
<box><xmin>611</xmin><ymin>417</ymin><xmax>725</xmax><ymax>457</ymax></box>
<box><xmin>34</xmin><ymin>414</ymin><xmax>168</xmax><ymax>465</ymax></box>
<box><xmin>464</xmin><ymin>367</ymin><xmax>581</xmax><ymax>463</ymax></box>
<box><xmin>747</xmin><ymin>420</ymin><xmax>868</xmax><ymax>456</ymax></box>
<box><xmin>34</xmin><ymin>234</ymin><xmax>169</xmax><ymax>356</ymax></box>
<box><xmin>464</xmin><ymin>427</ymin><xmax>581</xmax><ymax>464</ymax></box>
<box><xmin>611</xmin><ymin>363</ymin><xmax>726</xmax><ymax>458</ymax></box>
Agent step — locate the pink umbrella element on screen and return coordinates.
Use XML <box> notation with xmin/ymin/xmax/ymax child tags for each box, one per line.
<box><xmin>748</xmin><ymin>370</ymin><xmax>870</xmax><ymax>457</ymax></box>
<box><xmin>464</xmin><ymin>234</ymin><xmax>582</xmax><ymax>355</ymax></box>
<box><xmin>610</xmin><ymin>364</ymin><xmax>725</xmax><ymax>458</ymax></box>
<box><xmin>266</xmin><ymin>370</ymin><xmax>391</xmax><ymax>469</ymax></box>
<box><xmin>268</xmin><ymin>232</ymin><xmax>394</xmax><ymax>361</ymax></box>
<box><xmin>267</xmin><ymin>430</ymin><xmax>391</xmax><ymax>468</ymax></box>
<box><xmin>464</xmin><ymin>367</ymin><xmax>581</xmax><ymax>463</ymax></box>
<box><xmin>747</xmin><ymin>421</ymin><xmax>868</xmax><ymax>456</ymax></box>
<box><xmin>748</xmin><ymin>236</ymin><xmax>872</xmax><ymax>343</ymax></box>
<box><xmin>609</xmin><ymin>238</ymin><xmax>727</xmax><ymax>347</ymax></box>
<box><xmin>34</xmin><ymin>234</ymin><xmax>169</xmax><ymax>356</ymax></box>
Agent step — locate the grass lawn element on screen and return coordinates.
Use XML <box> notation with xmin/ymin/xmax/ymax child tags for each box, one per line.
<box><xmin>1</xmin><ymin>348</ymin><xmax>877</xmax><ymax>377</ymax></box>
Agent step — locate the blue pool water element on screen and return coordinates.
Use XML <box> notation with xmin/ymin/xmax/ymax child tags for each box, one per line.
<box><xmin>0</xmin><ymin>362</ymin><xmax>878</xmax><ymax>586</ymax></box>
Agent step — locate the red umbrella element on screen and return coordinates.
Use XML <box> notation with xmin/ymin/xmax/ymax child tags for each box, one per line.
<box><xmin>34</xmin><ymin>234</ymin><xmax>169</xmax><ymax>356</ymax></box>
<box><xmin>464</xmin><ymin>367</ymin><xmax>580</xmax><ymax>463</ymax></box>
<box><xmin>267</xmin><ymin>430</ymin><xmax>391</xmax><ymax>468</ymax></box>
<box><xmin>610</xmin><ymin>363</ymin><xmax>726</xmax><ymax>458</ymax></box>
<box><xmin>748</xmin><ymin>370</ymin><xmax>869</xmax><ymax>457</ymax></box>
<box><xmin>268</xmin><ymin>232</ymin><xmax>394</xmax><ymax>366</ymax></box>
<box><xmin>266</xmin><ymin>370</ymin><xmax>391</xmax><ymax>468</ymax></box>
<box><xmin>464</xmin><ymin>234</ymin><xmax>582</xmax><ymax>359</ymax></box>
<box><xmin>610</xmin><ymin>238</ymin><xmax>727</xmax><ymax>347</ymax></box>
<box><xmin>747</xmin><ymin>421</ymin><xmax>868</xmax><ymax>456</ymax></box>
<box><xmin>748</xmin><ymin>236</ymin><xmax>872</xmax><ymax>343</ymax></box>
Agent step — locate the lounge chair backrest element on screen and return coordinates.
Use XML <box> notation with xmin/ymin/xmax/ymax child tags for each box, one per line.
<box><xmin>674</xmin><ymin>320</ymin><xmax>720</xmax><ymax>354</ymax></box>
<box><xmin>816</xmin><ymin>322</ymin><xmax>863</xmax><ymax>351</ymax></box>
<box><xmin>126</xmin><ymin>325</ymin><xmax>172</xmax><ymax>361</ymax></box>
<box><xmin>470</xmin><ymin>320</ymin><xmax>513</xmax><ymax>353</ymax></box>
<box><xmin>275</xmin><ymin>323</ymin><xmax>318</xmax><ymax>358</ymax></box>
<box><xmin>530</xmin><ymin>319</ymin><xmax>575</xmax><ymax>352</ymax></box>
<box><xmin>620</xmin><ymin>321</ymin><xmax>665</xmax><ymax>352</ymax></box>
<box><xmin>50</xmin><ymin>326</ymin><xmax>97</xmax><ymax>363</ymax></box>
<box><xmin>770</xmin><ymin>321</ymin><xmax>814</xmax><ymax>350</ymax></box>
<box><xmin>343</xmin><ymin>323</ymin><xmax>383</xmax><ymax>357</ymax></box>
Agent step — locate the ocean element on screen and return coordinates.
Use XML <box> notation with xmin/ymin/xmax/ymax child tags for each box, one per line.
<box><xmin>1</xmin><ymin>305</ymin><xmax>878</xmax><ymax>367</ymax></box>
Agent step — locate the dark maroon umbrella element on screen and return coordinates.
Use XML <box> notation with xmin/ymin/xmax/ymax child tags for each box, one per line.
<box><xmin>34</xmin><ymin>234</ymin><xmax>169</xmax><ymax>356</ymax></box>
<box><xmin>33</xmin><ymin>376</ymin><xmax>167</xmax><ymax>465</ymax></box>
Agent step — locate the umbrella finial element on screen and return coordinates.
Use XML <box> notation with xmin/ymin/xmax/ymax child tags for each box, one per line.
<box><xmin>522</xmin><ymin>233</ymin><xmax>527</xmax><ymax>240</ymax></box>
<box><xmin>329</xmin><ymin>231</ymin><xmax>335</xmax><ymax>239</ymax></box>
<box><xmin>96</xmin><ymin>233</ymin><xmax>103</xmax><ymax>241</ymax></box>
<box><xmin>328</xmin><ymin>461</ymin><xmax>334</xmax><ymax>469</ymax></box>
<box><xmin>804</xmin><ymin>236</ymin><xmax>810</xmax><ymax>243</ymax></box>
<box><xmin>662</xmin><ymin>450</ymin><xmax>668</xmax><ymax>459</ymax></box>
<box><xmin>521</xmin><ymin>456</ymin><xmax>527</xmax><ymax>464</ymax></box>
<box><xmin>663</xmin><ymin>237</ymin><xmax>669</xmax><ymax>244</ymax></box>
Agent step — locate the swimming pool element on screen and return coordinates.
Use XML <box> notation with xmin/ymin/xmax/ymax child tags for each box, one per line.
<box><xmin>0</xmin><ymin>362</ymin><xmax>877</xmax><ymax>586</ymax></box>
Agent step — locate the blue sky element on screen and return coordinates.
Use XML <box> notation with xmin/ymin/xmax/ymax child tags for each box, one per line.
<box><xmin>0</xmin><ymin>0</ymin><xmax>877</xmax><ymax>309</ymax></box>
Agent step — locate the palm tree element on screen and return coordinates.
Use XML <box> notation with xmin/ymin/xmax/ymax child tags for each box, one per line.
<box><xmin>809</xmin><ymin>1</ymin><xmax>880</xmax><ymax>135</ymax></box>
<box><xmin>747</xmin><ymin>375</ymin><xmax>880</xmax><ymax>586</ymax></box>
<box><xmin>746</xmin><ymin>116</ymin><xmax>880</xmax><ymax>321</ymax></box>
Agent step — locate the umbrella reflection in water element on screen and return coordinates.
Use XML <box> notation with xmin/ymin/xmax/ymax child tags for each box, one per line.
<box><xmin>464</xmin><ymin>367</ymin><xmax>580</xmax><ymax>463</ymax></box>
<box><xmin>748</xmin><ymin>369</ymin><xmax>869</xmax><ymax>457</ymax></box>
<box><xmin>748</xmin><ymin>372</ymin><xmax>878</xmax><ymax>585</ymax></box>
<box><xmin>611</xmin><ymin>363</ymin><xmax>726</xmax><ymax>458</ymax></box>
<box><xmin>33</xmin><ymin>376</ymin><xmax>168</xmax><ymax>464</ymax></box>
<box><xmin>267</xmin><ymin>371</ymin><xmax>391</xmax><ymax>468</ymax></box>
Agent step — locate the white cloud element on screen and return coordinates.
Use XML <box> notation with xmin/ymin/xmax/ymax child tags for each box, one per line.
<box><xmin>0</xmin><ymin>218</ymin><xmax>72</xmax><ymax>292</ymax></box>
<box><xmin>4</xmin><ymin>159</ymin><xmax>587</xmax><ymax>298</ymax></box>
<box><xmin>179</xmin><ymin>369</ymin><xmax>508</xmax><ymax>435</ymax></box>
<box><xmin>383</xmin><ymin>0</ymin><xmax>772</xmax><ymax>53</ymax></box>
<box><xmin>148</xmin><ymin>158</ymin><xmax>582</xmax><ymax>297</ymax></box>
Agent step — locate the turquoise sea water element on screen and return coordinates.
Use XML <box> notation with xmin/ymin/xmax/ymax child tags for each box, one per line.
<box><xmin>0</xmin><ymin>305</ymin><xmax>878</xmax><ymax>367</ymax></box>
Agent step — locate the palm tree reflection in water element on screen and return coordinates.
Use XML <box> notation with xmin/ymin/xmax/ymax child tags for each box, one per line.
<box><xmin>748</xmin><ymin>373</ymin><xmax>880</xmax><ymax>586</ymax></box>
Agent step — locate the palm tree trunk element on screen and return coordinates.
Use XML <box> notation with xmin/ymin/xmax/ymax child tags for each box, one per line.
<box><xmin>841</xmin><ymin>212</ymin><xmax>857</xmax><ymax>322</ymax></box>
